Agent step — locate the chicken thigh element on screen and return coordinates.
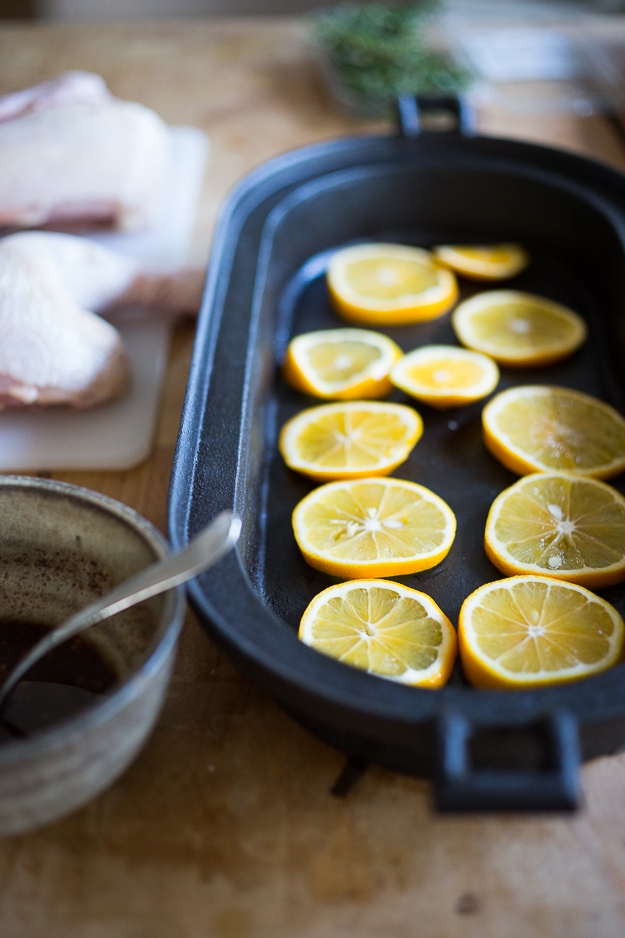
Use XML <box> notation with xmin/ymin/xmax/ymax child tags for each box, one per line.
<box><xmin>0</xmin><ymin>71</ymin><xmax>171</xmax><ymax>231</ymax></box>
<box><xmin>0</xmin><ymin>231</ymin><xmax>205</xmax><ymax>410</ymax></box>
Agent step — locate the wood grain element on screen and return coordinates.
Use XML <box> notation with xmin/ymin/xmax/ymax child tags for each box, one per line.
<box><xmin>1</xmin><ymin>17</ymin><xmax>625</xmax><ymax>938</ymax></box>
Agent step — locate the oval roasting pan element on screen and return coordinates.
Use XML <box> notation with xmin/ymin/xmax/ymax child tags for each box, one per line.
<box><xmin>168</xmin><ymin>99</ymin><xmax>625</xmax><ymax>812</ymax></box>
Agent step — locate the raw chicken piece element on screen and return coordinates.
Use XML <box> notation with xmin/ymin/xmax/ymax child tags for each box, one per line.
<box><xmin>0</xmin><ymin>231</ymin><xmax>205</xmax><ymax>410</ymax></box>
<box><xmin>0</xmin><ymin>71</ymin><xmax>171</xmax><ymax>231</ymax></box>
<box><xmin>0</xmin><ymin>71</ymin><xmax>108</xmax><ymax>123</ymax></box>
<box><xmin>4</xmin><ymin>231</ymin><xmax>205</xmax><ymax>317</ymax></box>
<box><xmin>0</xmin><ymin>238</ymin><xmax>129</xmax><ymax>409</ymax></box>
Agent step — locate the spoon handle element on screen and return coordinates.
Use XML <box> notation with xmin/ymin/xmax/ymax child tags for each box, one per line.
<box><xmin>0</xmin><ymin>511</ymin><xmax>241</xmax><ymax>710</ymax></box>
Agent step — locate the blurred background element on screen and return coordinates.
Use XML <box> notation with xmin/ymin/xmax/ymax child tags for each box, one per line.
<box><xmin>1</xmin><ymin>0</ymin><xmax>624</xmax><ymax>21</ymax></box>
<box><xmin>2</xmin><ymin>0</ymin><xmax>625</xmax><ymax>118</ymax></box>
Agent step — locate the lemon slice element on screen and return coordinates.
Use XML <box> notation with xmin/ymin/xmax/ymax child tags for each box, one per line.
<box><xmin>452</xmin><ymin>290</ymin><xmax>587</xmax><ymax>366</ymax></box>
<box><xmin>433</xmin><ymin>243</ymin><xmax>529</xmax><ymax>281</ymax></box>
<box><xmin>458</xmin><ymin>574</ymin><xmax>625</xmax><ymax>689</ymax></box>
<box><xmin>390</xmin><ymin>344</ymin><xmax>499</xmax><ymax>409</ymax></box>
<box><xmin>299</xmin><ymin>579</ymin><xmax>457</xmax><ymax>687</ymax></box>
<box><xmin>292</xmin><ymin>477</ymin><xmax>457</xmax><ymax>578</ymax></box>
<box><xmin>326</xmin><ymin>243</ymin><xmax>458</xmax><ymax>326</ymax></box>
<box><xmin>283</xmin><ymin>328</ymin><xmax>403</xmax><ymax>400</ymax></box>
<box><xmin>485</xmin><ymin>472</ymin><xmax>625</xmax><ymax>587</ymax></box>
<box><xmin>279</xmin><ymin>400</ymin><xmax>422</xmax><ymax>481</ymax></box>
<box><xmin>482</xmin><ymin>385</ymin><xmax>625</xmax><ymax>479</ymax></box>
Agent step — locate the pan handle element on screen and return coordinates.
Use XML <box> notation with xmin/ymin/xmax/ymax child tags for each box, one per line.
<box><xmin>396</xmin><ymin>93</ymin><xmax>476</xmax><ymax>138</ymax></box>
<box><xmin>433</xmin><ymin>709</ymin><xmax>581</xmax><ymax>812</ymax></box>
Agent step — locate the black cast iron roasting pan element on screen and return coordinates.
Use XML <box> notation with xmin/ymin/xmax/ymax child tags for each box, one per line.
<box><xmin>168</xmin><ymin>97</ymin><xmax>625</xmax><ymax>812</ymax></box>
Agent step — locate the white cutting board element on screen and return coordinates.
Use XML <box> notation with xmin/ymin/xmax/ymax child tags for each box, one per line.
<box><xmin>0</xmin><ymin>125</ymin><xmax>209</xmax><ymax>472</ymax></box>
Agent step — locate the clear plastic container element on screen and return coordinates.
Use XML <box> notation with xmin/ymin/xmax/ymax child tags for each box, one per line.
<box><xmin>439</xmin><ymin>1</ymin><xmax>625</xmax><ymax>114</ymax></box>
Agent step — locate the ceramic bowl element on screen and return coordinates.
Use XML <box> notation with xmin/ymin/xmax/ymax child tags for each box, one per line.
<box><xmin>0</xmin><ymin>476</ymin><xmax>186</xmax><ymax>836</ymax></box>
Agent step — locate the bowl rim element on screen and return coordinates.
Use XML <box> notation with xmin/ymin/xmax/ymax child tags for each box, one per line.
<box><xmin>0</xmin><ymin>475</ymin><xmax>186</xmax><ymax>765</ymax></box>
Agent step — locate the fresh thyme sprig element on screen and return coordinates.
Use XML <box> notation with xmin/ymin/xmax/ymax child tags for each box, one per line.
<box><xmin>313</xmin><ymin>2</ymin><xmax>471</xmax><ymax>113</ymax></box>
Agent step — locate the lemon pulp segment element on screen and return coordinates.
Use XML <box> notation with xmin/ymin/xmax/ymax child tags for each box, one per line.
<box><xmin>343</xmin><ymin>255</ymin><xmax>437</xmax><ymax>296</ymax></box>
<box><xmin>292</xmin><ymin>477</ymin><xmax>456</xmax><ymax>578</ymax></box>
<box><xmin>390</xmin><ymin>344</ymin><xmax>499</xmax><ymax>408</ymax></box>
<box><xmin>458</xmin><ymin>575</ymin><xmax>624</xmax><ymax>689</ymax></box>
<box><xmin>279</xmin><ymin>401</ymin><xmax>422</xmax><ymax>481</ymax></box>
<box><xmin>452</xmin><ymin>290</ymin><xmax>587</xmax><ymax>366</ymax></box>
<box><xmin>433</xmin><ymin>243</ymin><xmax>529</xmax><ymax>280</ymax></box>
<box><xmin>327</xmin><ymin>243</ymin><xmax>458</xmax><ymax>325</ymax></box>
<box><xmin>485</xmin><ymin>471</ymin><xmax>625</xmax><ymax>587</ymax></box>
<box><xmin>299</xmin><ymin>579</ymin><xmax>457</xmax><ymax>687</ymax></box>
<box><xmin>482</xmin><ymin>385</ymin><xmax>625</xmax><ymax>479</ymax></box>
<box><xmin>283</xmin><ymin>328</ymin><xmax>402</xmax><ymax>399</ymax></box>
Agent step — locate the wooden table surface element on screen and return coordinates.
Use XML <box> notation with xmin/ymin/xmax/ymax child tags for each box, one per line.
<box><xmin>2</xmin><ymin>15</ymin><xmax>625</xmax><ymax>938</ymax></box>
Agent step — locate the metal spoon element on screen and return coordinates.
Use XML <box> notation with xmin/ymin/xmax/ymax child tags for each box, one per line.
<box><xmin>0</xmin><ymin>510</ymin><xmax>241</xmax><ymax>713</ymax></box>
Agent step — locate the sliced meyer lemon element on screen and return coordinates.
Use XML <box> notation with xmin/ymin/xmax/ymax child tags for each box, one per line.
<box><xmin>390</xmin><ymin>344</ymin><xmax>499</xmax><ymax>409</ymax></box>
<box><xmin>292</xmin><ymin>476</ymin><xmax>457</xmax><ymax>578</ymax></box>
<box><xmin>433</xmin><ymin>243</ymin><xmax>529</xmax><ymax>281</ymax></box>
<box><xmin>482</xmin><ymin>385</ymin><xmax>625</xmax><ymax>479</ymax></box>
<box><xmin>282</xmin><ymin>328</ymin><xmax>403</xmax><ymax>400</ymax></box>
<box><xmin>452</xmin><ymin>290</ymin><xmax>587</xmax><ymax>366</ymax></box>
<box><xmin>458</xmin><ymin>574</ymin><xmax>625</xmax><ymax>689</ymax></box>
<box><xmin>299</xmin><ymin>579</ymin><xmax>457</xmax><ymax>687</ymax></box>
<box><xmin>279</xmin><ymin>400</ymin><xmax>422</xmax><ymax>481</ymax></box>
<box><xmin>485</xmin><ymin>472</ymin><xmax>625</xmax><ymax>587</ymax></box>
<box><xmin>326</xmin><ymin>242</ymin><xmax>458</xmax><ymax>326</ymax></box>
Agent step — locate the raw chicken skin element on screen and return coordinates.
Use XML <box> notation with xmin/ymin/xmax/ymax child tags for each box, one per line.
<box><xmin>0</xmin><ymin>71</ymin><xmax>108</xmax><ymax>124</ymax></box>
<box><xmin>0</xmin><ymin>72</ymin><xmax>171</xmax><ymax>231</ymax></box>
<box><xmin>0</xmin><ymin>231</ymin><xmax>205</xmax><ymax>410</ymax></box>
<box><xmin>0</xmin><ymin>237</ymin><xmax>129</xmax><ymax>409</ymax></box>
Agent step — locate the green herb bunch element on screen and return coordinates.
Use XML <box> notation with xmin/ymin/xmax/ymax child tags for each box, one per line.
<box><xmin>313</xmin><ymin>2</ymin><xmax>471</xmax><ymax>115</ymax></box>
